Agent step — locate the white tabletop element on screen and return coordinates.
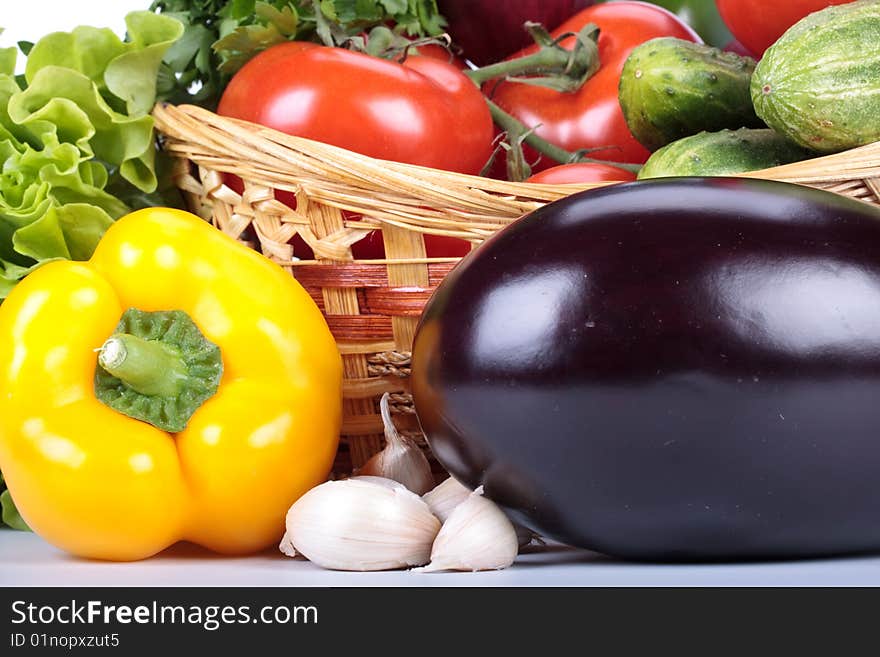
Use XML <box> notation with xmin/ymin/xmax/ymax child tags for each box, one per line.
<box><xmin>3</xmin><ymin>531</ymin><xmax>880</xmax><ymax>587</ymax></box>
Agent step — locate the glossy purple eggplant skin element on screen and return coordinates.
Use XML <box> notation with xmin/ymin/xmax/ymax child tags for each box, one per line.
<box><xmin>412</xmin><ymin>178</ymin><xmax>880</xmax><ymax>561</ymax></box>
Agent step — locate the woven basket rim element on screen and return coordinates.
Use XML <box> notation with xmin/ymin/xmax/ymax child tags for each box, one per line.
<box><xmin>154</xmin><ymin>102</ymin><xmax>880</xmax><ymax>188</ymax></box>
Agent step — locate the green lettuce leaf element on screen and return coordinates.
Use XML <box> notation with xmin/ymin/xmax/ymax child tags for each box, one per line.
<box><xmin>105</xmin><ymin>12</ymin><xmax>186</xmax><ymax>116</ymax></box>
<box><xmin>24</xmin><ymin>26</ymin><xmax>127</xmax><ymax>91</ymax></box>
<box><xmin>55</xmin><ymin>204</ymin><xmax>116</xmax><ymax>261</ymax></box>
<box><xmin>20</xmin><ymin>11</ymin><xmax>184</xmax><ymax>191</ymax></box>
<box><xmin>0</xmin><ymin>28</ymin><xmax>16</xmax><ymax>76</ymax></box>
<box><xmin>0</xmin><ymin>472</ymin><xmax>30</xmax><ymax>531</ymax></box>
<box><xmin>0</xmin><ymin>47</ymin><xmax>15</xmax><ymax>77</ymax></box>
<box><xmin>0</xmin><ymin>12</ymin><xmax>184</xmax><ymax>300</ymax></box>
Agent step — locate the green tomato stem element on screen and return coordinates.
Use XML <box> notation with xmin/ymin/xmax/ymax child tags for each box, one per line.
<box><xmin>98</xmin><ymin>334</ymin><xmax>189</xmax><ymax>399</ymax></box>
<box><xmin>484</xmin><ymin>99</ymin><xmax>643</xmax><ymax>177</ymax></box>
<box><xmin>465</xmin><ymin>22</ymin><xmax>601</xmax><ymax>90</ymax></box>
<box><xmin>462</xmin><ymin>21</ymin><xmax>641</xmax><ymax>180</ymax></box>
<box><xmin>465</xmin><ymin>45</ymin><xmax>585</xmax><ymax>86</ymax></box>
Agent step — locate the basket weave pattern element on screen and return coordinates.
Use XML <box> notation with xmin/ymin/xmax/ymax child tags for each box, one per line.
<box><xmin>152</xmin><ymin>103</ymin><xmax>880</xmax><ymax>474</ymax></box>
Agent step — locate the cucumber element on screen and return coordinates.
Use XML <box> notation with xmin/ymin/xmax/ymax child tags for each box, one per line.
<box><xmin>638</xmin><ymin>128</ymin><xmax>814</xmax><ymax>179</ymax></box>
<box><xmin>752</xmin><ymin>0</ymin><xmax>880</xmax><ymax>153</ymax></box>
<box><xmin>619</xmin><ymin>37</ymin><xmax>762</xmax><ymax>152</ymax></box>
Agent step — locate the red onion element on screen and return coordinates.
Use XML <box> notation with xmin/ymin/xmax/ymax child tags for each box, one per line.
<box><xmin>438</xmin><ymin>0</ymin><xmax>596</xmax><ymax>66</ymax></box>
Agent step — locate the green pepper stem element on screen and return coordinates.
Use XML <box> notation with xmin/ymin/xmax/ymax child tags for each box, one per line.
<box><xmin>98</xmin><ymin>334</ymin><xmax>188</xmax><ymax>398</ymax></box>
<box><xmin>95</xmin><ymin>309</ymin><xmax>223</xmax><ymax>433</ymax></box>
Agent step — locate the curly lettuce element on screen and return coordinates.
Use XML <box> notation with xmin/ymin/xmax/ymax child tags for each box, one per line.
<box><xmin>0</xmin><ymin>471</ymin><xmax>28</xmax><ymax>531</ymax></box>
<box><xmin>0</xmin><ymin>12</ymin><xmax>184</xmax><ymax>299</ymax></box>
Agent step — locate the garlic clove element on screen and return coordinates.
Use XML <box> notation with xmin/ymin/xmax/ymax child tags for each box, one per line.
<box><xmin>278</xmin><ymin>530</ymin><xmax>298</xmax><ymax>558</ymax></box>
<box><xmin>422</xmin><ymin>477</ymin><xmax>542</xmax><ymax>550</ymax></box>
<box><xmin>422</xmin><ymin>476</ymin><xmax>472</xmax><ymax>523</ymax></box>
<box><xmin>285</xmin><ymin>478</ymin><xmax>440</xmax><ymax>571</ymax></box>
<box><xmin>416</xmin><ymin>486</ymin><xmax>518</xmax><ymax>573</ymax></box>
<box><xmin>357</xmin><ymin>393</ymin><xmax>435</xmax><ymax>495</ymax></box>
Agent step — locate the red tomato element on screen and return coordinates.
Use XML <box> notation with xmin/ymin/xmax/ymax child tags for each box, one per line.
<box><xmin>487</xmin><ymin>1</ymin><xmax>701</xmax><ymax>170</ymax></box>
<box><xmin>525</xmin><ymin>162</ymin><xmax>637</xmax><ymax>184</ymax></box>
<box><xmin>218</xmin><ymin>43</ymin><xmax>492</xmax><ymax>258</ymax></box>
<box><xmin>219</xmin><ymin>42</ymin><xmax>492</xmax><ymax>174</ymax></box>
<box><xmin>715</xmin><ymin>0</ymin><xmax>851</xmax><ymax>56</ymax></box>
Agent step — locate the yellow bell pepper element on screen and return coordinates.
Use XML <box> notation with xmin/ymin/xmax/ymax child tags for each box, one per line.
<box><xmin>0</xmin><ymin>208</ymin><xmax>342</xmax><ymax>561</ymax></box>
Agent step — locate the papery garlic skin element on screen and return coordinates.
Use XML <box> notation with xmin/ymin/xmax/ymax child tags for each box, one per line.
<box><xmin>279</xmin><ymin>531</ymin><xmax>298</xmax><ymax>558</ymax></box>
<box><xmin>285</xmin><ymin>478</ymin><xmax>440</xmax><ymax>571</ymax></box>
<box><xmin>418</xmin><ymin>486</ymin><xmax>518</xmax><ymax>572</ymax></box>
<box><xmin>357</xmin><ymin>394</ymin><xmax>435</xmax><ymax>495</ymax></box>
<box><xmin>423</xmin><ymin>476</ymin><xmax>472</xmax><ymax>523</ymax></box>
<box><xmin>514</xmin><ymin>525</ymin><xmax>543</xmax><ymax>550</ymax></box>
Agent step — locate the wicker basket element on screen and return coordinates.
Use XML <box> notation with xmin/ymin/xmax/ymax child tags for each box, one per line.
<box><xmin>152</xmin><ymin>102</ymin><xmax>880</xmax><ymax>475</ymax></box>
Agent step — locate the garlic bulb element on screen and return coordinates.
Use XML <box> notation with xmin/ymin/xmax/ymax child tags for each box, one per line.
<box><xmin>350</xmin><ymin>475</ymin><xmax>408</xmax><ymax>490</ymax></box>
<box><xmin>417</xmin><ymin>487</ymin><xmax>518</xmax><ymax>572</ymax></box>
<box><xmin>357</xmin><ymin>393</ymin><xmax>434</xmax><ymax>495</ymax></box>
<box><xmin>285</xmin><ymin>477</ymin><xmax>440</xmax><ymax>571</ymax></box>
<box><xmin>423</xmin><ymin>476</ymin><xmax>472</xmax><ymax>523</ymax></box>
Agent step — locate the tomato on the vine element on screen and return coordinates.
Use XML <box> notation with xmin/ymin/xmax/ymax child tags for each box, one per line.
<box><xmin>218</xmin><ymin>42</ymin><xmax>493</xmax><ymax>259</ymax></box>
<box><xmin>715</xmin><ymin>0</ymin><xmax>851</xmax><ymax>56</ymax></box>
<box><xmin>487</xmin><ymin>1</ymin><xmax>701</xmax><ymax>170</ymax></box>
<box><xmin>525</xmin><ymin>162</ymin><xmax>637</xmax><ymax>184</ymax></box>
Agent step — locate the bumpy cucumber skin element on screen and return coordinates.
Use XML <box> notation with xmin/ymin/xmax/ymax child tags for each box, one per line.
<box><xmin>752</xmin><ymin>0</ymin><xmax>880</xmax><ymax>153</ymax></box>
<box><xmin>619</xmin><ymin>37</ymin><xmax>762</xmax><ymax>152</ymax></box>
<box><xmin>638</xmin><ymin>128</ymin><xmax>814</xmax><ymax>179</ymax></box>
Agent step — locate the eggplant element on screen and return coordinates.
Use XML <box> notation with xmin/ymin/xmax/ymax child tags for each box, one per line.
<box><xmin>412</xmin><ymin>178</ymin><xmax>880</xmax><ymax>561</ymax></box>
